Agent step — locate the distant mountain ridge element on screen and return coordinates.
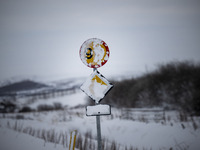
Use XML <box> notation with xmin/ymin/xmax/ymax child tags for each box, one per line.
<box><xmin>0</xmin><ymin>77</ymin><xmax>85</xmax><ymax>98</ymax></box>
<box><xmin>0</xmin><ymin>78</ymin><xmax>85</xmax><ymax>113</ymax></box>
<box><xmin>0</xmin><ymin>80</ymin><xmax>48</xmax><ymax>94</ymax></box>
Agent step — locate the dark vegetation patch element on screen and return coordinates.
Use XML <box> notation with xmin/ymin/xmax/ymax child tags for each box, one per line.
<box><xmin>88</xmin><ymin>61</ymin><xmax>200</xmax><ymax>115</ymax></box>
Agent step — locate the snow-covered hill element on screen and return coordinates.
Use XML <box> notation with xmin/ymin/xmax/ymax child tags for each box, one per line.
<box><xmin>0</xmin><ymin>78</ymin><xmax>86</xmax><ymax>112</ymax></box>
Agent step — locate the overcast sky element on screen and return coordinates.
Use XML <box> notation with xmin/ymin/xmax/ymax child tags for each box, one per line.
<box><xmin>0</xmin><ymin>0</ymin><xmax>200</xmax><ymax>82</ymax></box>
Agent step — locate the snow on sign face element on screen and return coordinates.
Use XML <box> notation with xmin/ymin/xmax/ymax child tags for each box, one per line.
<box><xmin>86</xmin><ymin>104</ymin><xmax>111</xmax><ymax>116</ymax></box>
<box><xmin>79</xmin><ymin>38</ymin><xmax>110</xmax><ymax>68</ymax></box>
<box><xmin>80</xmin><ymin>70</ymin><xmax>113</xmax><ymax>103</ymax></box>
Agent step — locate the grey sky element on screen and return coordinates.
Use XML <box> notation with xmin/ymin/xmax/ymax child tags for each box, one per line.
<box><xmin>0</xmin><ymin>0</ymin><xmax>200</xmax><ymax>82</ymax></box>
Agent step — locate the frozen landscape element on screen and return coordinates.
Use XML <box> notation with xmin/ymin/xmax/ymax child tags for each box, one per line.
<box><xmin>0</xmin><ymin>83</ymin><xmax>200</xmax><ymax>150</ymax></box>
<box><xmin>1</xmin><ymin>0</ymin><xmax>200</xmax><ymax>149</ymax></box>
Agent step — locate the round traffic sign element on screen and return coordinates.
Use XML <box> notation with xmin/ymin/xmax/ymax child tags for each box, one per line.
<box><xmin>80</xmin><ymin>38</ymin><xmax>110</xmax><ymax>68</ymax></box>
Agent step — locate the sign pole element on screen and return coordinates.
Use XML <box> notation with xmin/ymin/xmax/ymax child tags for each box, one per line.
<box><xmin>80</xmin><ymin>38</ymin><xmax>112</xmax><ymax>150</ymax></box>
<box><xmin>96</xmin><ymin>115</ymin><xmax>102</xmax><ymax>150</ymax></box>
<box><xmin>93</xmin><ymin>68</ymin><xmax>102</xmax><ymax>150</ymax></box>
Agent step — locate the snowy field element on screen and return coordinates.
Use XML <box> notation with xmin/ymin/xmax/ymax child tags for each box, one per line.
<box><xmin>0</xmin><ymin>91</ymin><xmax>200</xmax><ymax>150</ymax></box>
<box><xmin>0</xmin><ymin>127</ymin><xmax>80</xmax><ymax>150</ymax></box>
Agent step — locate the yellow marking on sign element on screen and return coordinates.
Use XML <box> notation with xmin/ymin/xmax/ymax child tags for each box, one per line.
<box><xmin>92</xmin><ymin>75</ymin><xmax>107</xmax><ymax>86</ymax></box>
<box><xmin>86</xmin><ymin>42</ymin><xmax>96</xmax><ymax>65</ymax></box>
<box><xmin>85</xmin><ymin>42</ymin><xmax>107</xmax><ymax>66</ymax></box>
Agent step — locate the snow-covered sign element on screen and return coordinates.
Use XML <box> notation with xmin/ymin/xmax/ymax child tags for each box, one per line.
<box><xmin>86</xmin><ymin>104</ymin><xmax>111</xmax><ymax>116</ymax></box>
<box><xmin>79</xmin><ymin>38</ymin><xmax>110</xmax><ymax>68</ymax></box>
<box><xmin>80</xmin><ymin>70</ymin><xmax>113</xmax><ymax>103</ymax></box>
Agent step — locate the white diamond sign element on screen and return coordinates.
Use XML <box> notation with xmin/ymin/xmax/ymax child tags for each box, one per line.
<box><xmin>80</xmin><ymin>70</ymin><xmax>113</xmax><ymax>103</ymax></box>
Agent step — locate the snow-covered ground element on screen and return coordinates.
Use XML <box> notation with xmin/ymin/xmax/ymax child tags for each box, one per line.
<box><xmin>0</xmin><ymin>107</ymin><xmax>200</xmax><ymax>150</ymax></box>
<box><xmin>0</xmin><ymin>127</ymin><xmax>80</xmax><ymax>150</ymax></box>
<box><xmin>0</xmin><ymin>89</ymin><xmax>200</xmax><ymax>150</ymax></box>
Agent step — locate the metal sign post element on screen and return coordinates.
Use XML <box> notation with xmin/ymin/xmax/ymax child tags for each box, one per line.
<box><xmin>79</xmin><ymin>38</ymin><xmax>113</xmax><ymax>150</ymax></box>
<box><xmin>93</xmin><ymin>68</ymin><xmax>102</xmax><ymax>150</ymax></box>
<box><xmin>96</xmin><ymin>114</ymin><xmax>102</xmax><ymax>150</ymax></box>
